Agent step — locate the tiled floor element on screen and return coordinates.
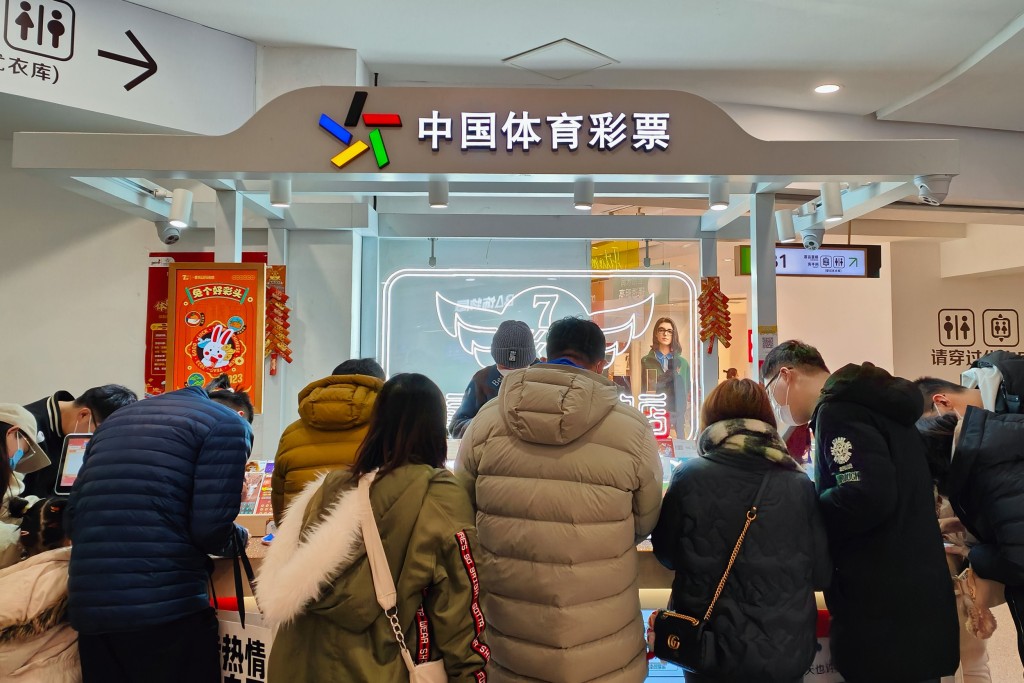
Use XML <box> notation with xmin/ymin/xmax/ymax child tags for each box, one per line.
<box><xmin>984</xmin><ymin>604</ymin><xmax>1022</xmax><ymax>682</ymax></box>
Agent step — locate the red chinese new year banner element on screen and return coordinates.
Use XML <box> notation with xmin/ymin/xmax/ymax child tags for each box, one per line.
<box><xmin>166</xmin><ymin>263</ymin><xmax>267</xmax><ymax>413</ymax></box>
<box><xmin>145</xmin><ymin>252</ymin><xmax>267</xmax><ymax>397</ymax></box>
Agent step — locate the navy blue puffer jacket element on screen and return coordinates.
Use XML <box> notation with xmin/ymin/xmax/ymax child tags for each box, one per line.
<box><xmin>67</xmin><ymin>387</ymin><xmax>252</xmax><ymax>634</ymax></box>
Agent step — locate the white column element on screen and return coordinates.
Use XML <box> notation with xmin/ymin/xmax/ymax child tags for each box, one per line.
<box><xmin>213</xmin><ymin>190</ymin><xmax>242</xmax><ymax>263</ymax></box>
<box><xmin>254</xmin><ymin>48</ymin><xmax>367</xmax><ymax>451</ymax></box>
<box><xmin>262</xmin><ymin>222</ymin><xmax>289</xmax><ymax>449</ymax></box>
<box><xmin>749</xmin><ymin>193</ymin><xmax>778</xmax><ymax>379</ymax></box>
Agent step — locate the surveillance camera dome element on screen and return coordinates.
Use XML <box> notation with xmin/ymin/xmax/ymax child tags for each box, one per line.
<box><xmin>799</xmin><ymin>227</ymin><xmax>824</xmax><ymax>251</ymax></box>
<box><xmin>156</xmin><ymin>222</ymin><xmax>181</xmax><ymax>245</ymax></box>
<box><xmin>914</xmin><ymin>174</ymin><xmax>954</xmax><ymax>207</ymax></box>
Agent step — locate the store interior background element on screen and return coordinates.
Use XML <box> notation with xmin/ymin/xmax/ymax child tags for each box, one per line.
<box><xmin>4</xmin><ymin>2</ymin><xmax>1024</xmax><ymax>677</ymax></box>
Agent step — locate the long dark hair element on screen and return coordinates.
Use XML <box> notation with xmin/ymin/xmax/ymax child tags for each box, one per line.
<box><xmin>651</xmin><ymin>317</ymin><xmax>682</xmax><ymax>355</ymax></box>
<box><xmin>350</xmin><ymin>373</ymin><xmax>447</xmax><ymax>478</ymax></box>
<box><xmin>10</xmin><ymin>496</ymin><xmax>69</xmax><ymax>557</ymax></box>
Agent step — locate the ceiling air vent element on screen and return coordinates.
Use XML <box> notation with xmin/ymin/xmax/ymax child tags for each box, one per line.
<box><xmin>503</xmin><ymin>39</ymin><xmax>618</xmax><ymax>81</ymax></box>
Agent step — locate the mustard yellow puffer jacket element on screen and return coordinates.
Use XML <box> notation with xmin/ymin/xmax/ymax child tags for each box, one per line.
<box><xmin>456</xmin><ymin>364</ymin><xmax>663</xmax><ymax>683</ymax></box>
<box><xmin>271</xmin><ymin>374</ymin><xmax>383</xmax><ymax>523</ymax></box>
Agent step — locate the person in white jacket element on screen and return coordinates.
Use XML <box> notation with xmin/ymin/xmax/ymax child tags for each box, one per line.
<box><xmin>0</xmin><ymin>497</ymin><xmax>78</xmax><ymax>683</ymax></box>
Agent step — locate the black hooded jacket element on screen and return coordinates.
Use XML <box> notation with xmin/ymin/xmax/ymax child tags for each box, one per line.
<box><xmin>952</xmin><ymin>406</ymin><xmax>1024</xmax><ymax>586</ymax></box>
<box><xmin>812</xmin><ymin>363</ymin><xmax>958</xmax><ymax>683</ymax></box>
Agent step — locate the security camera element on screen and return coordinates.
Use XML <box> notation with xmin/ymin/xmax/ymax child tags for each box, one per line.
<box><xmin>914</xmin><ymin>174</ymin><xmax>954</xmax><ymax>206</ymax></box>
<box><xmin>799</xmin><ymin>227</ymin><xmax>824</xmax><ymax>251</ymax></box>
<box><xmin>156</xmin><ymin>221</ymin><xmax>181</xmax><ymax>245</ymax></box>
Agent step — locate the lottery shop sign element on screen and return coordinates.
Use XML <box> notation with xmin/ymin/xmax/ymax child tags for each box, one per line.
<box><xmin>166</xmin><ymin>263</ymin><xmax>266</xmax><ymax>412</ymax></box>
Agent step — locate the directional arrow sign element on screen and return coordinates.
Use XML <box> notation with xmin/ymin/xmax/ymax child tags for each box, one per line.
<box><xmin>849</xmin><ymin>257</ymin><xmax>859</xmax><ymax>268</ymax></box>
<box><xmin>0</xmin><ymin>0</ymin><xmax>254</xmax><ymax>134</ymax></box>
<box><xmin>98</xmin><ymin>30</ymin><xmax>157</xmax><ymax>91</ymax></box>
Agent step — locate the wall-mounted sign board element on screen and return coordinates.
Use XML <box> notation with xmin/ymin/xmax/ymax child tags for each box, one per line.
<box><xmin>736</xmin><ymin>244</ymin><xmax>882</xmax><ymax>278</ymax></box>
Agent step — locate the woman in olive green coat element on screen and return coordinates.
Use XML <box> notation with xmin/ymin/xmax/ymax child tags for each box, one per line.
<box><xmin>257</xmin><ymin>373</ymin><xmax>489</xmax><ymax>682</ymax></box>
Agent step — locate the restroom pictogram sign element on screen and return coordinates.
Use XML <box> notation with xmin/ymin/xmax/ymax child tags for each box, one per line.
<box><xmin>4</xmin><ymin>0</ymin><xmax>74</xmax><ymax>61</ymax></box>
<box><xmin>938</xmin><ymin>309</ymin><xmax>975</xmax><ymax>348</ymax></box>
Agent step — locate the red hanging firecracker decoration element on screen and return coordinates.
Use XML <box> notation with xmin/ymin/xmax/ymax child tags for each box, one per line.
<box><xmin>265</xmin><ymin>267</ymin><xmax>292</xmax><ymax>376</ymax></box>
<box><xmin>698</xmin><ymin>276</ymin><xmax>732</xmax><ymax>354</ymax></box>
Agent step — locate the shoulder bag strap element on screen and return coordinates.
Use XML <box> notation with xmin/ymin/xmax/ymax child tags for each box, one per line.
<box><xmin>359</xmin><ymin>470</ymin><xmax>419</xmax><ymax>674</ymax></box>
<box><xmin>703</xmin><ymin>471</ymin><xmax>771</xmax><ymax>622</ymax></box>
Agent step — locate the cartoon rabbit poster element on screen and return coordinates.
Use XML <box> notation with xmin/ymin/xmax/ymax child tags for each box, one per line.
<box><xmin>165</xmin><ymin>263</ymin><xmax>266</xmax><ymax>412</ymax></box>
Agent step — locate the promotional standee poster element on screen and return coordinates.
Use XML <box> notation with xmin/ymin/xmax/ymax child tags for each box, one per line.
<box><xmin>145</xmin><ymin>252</ymin><xmax>267</xmax><ymax>396</ymax></box>
<box><xmin>166</xmin><ymin>263</ymin><xmax>266</xmax><ymax>413</ymax></box>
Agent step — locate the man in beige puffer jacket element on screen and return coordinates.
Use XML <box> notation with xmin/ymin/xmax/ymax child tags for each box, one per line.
<box><xmin>456</xmin><ymin>316</ymin><xmax>662</xmax><ymax>683</ymax></box>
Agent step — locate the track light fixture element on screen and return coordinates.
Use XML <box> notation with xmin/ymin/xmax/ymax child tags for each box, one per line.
<box><xmin>573</xmin><ymin>178</ymin><xmax>594</xmax><ymax>211</ymax></box>
<box><xmin>643</xmin><ymin>239</ymin><xmax>651</xmax><ymax>268</ymax></box>
<box><xmin>428</xmin><ymin>178</ymin><xmax>449</xmax><ymax>209</ymax></box>
<box><xmin>270</xmin><ymin>179</ymin><xmax>292</xmax><ymax>208</ymax></box>
<box><xmin>708</xmin><ymin>177</ymin><xmax>729</xmax><ymax>211</ymax></box>
<box><xmin>821</xmin><ymin>182</ymin><xmax>843</xmax><ymax>223</ymax></box>
<box><xmin>775</xmin><ymin>209</ymin><xmax>796</xmax><ymax>242</ymax></box>
<box><xmin>168</xmin><ymin>189</ymin><xmax>193</xmax><ymax>229</ymax></box>
<box><xmin>428</xmin><ymin>238</ymin><xmax>437</xmax><ymax>268</ymax></box>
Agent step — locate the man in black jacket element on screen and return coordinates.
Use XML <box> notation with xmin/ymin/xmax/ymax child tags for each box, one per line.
<box><xmin>763</xmin><ymin>340</ymin><xmax>958</xmax><ymax>683</ymax></box>
<box><xmin>916</xmin><ymin>350</ymin><xmax>1024</xmax><ymax>418</ymax></box>
<box><xmin>22</xmin><ymin>385</ymin><xmax>138</xmax><ymax>498</ymax></box>
<box><xmin>448</xmin><ymin>319</ymin><xmax>537</xmax><ymax>438</ymax></box>
<box><xmin>945</xmin><ymin>407</ymin><xmax>1024</xmax><ymax>666</ymax></box>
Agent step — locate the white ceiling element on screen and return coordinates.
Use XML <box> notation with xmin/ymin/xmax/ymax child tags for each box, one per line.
<box><xmin>126</xmin><ymin>0</ymin><xmax>1024</xmax><ymax>128</ymax></box>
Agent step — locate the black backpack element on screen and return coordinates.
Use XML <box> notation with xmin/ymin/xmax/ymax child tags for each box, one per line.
<box><xmin>972</xmin><ymin>351</ymin><xmax>1024</xmax><ymax>414</ymax></box>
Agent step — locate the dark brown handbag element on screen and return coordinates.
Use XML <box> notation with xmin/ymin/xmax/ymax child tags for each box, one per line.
<box><xmin>652</xmin><ymin>472</ymin><xmax>770</xmax><ymax>673</ymax></box>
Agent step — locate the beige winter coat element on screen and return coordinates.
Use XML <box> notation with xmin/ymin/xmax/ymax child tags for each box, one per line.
<box><xmin>456</xmin><ymin>364</ymin><xmax>662</xmax><ymax>683</ymax></box>
<box><xmin>0</xmin><ymin>547</ymin><xmax>79</xmax><ymax>683</ymax></box>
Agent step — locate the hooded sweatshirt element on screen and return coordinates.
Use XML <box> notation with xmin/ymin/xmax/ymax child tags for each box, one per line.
<box><xmin>0</xmin><ymin>547</ymin><xmax>79</xmax><ymax>683</ymax></box>
<box><xmin>271</xmin><ymin>374</ymin><xmax>383</xmax><ymax>523</ymax></box>
<box><xmin>812</xmin><ymin>363</ymin><xmax>959</xmax><ymax>683</ymax></box>
<box><xmin>456</xmin><ymin>364</ymin><xmax>662</xmax><ymax>683</ymax></box>
<box><xmin>257</xmin><ymin>465</ymin><xmax>489</xmax><ymax>682</ymax></box>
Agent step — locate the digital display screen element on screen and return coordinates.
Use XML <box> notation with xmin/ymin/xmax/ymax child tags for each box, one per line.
<box><xmin>57</xmin><ymin>434</ymin><xmax>91</xmax><ymax>493</ymax></box>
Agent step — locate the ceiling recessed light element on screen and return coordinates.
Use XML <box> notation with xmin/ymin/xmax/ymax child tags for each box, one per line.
<box><xmin>724</xmin><ymin>258</ymin><xmax>733</xmax><ymax>262</ymax></box>
<box><xmin>814</xmin><ymin>84</ymin><xmax>841</xmax><ymax>94</ymax></box>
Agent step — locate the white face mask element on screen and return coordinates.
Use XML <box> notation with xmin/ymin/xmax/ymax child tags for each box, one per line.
<box><xmin>768</xmin><ymin>373</ymin><xmax>801</xmax><ymax>428</ymax></box>
<box><xmin>496</xmin><ymin>367</ymin><xmax>513</xmax><ymax>377</ymax></box>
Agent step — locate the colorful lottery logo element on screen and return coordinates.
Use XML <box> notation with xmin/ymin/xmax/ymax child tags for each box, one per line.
<box><xmin>319</xmin><ymin>91</ymin><xmax>402</xmax><ymax>169</ymax></box>
<box><xmin>187</xmin><ymin>373</ymin><xmax>206</xmax><ymax>387</ymax></box>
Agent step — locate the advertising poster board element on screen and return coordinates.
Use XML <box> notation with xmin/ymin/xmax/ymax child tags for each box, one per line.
<box><xmin>146</xmin><ymin>252</ymin><xmax>267</xmax><ymax>396</ymax></box>
<box><xmin>166</xmin><ymin>263</ymin><xmax>266</xmax><ymax>412</ymax></box>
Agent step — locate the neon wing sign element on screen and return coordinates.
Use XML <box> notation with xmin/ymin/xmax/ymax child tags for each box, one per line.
<box><xmin>435</xmin><ymin>285</ymin><xmax>655</xmax><ymax>369</ymax></box>
<box><xmin>380</xmin><ymin>268</ymin><xmax>699</xmax><ymax>440</ymax></box>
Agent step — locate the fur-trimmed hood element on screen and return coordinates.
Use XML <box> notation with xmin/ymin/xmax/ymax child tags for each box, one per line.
<box><xmin>256</xmin><ymin>473</ymin><xmax>364</xmax><ymax>626</ymax></box>
<box><xmin>0</xmin><ymin>547</ymin><xmax>71</xmax><ymax>643</ymax></box>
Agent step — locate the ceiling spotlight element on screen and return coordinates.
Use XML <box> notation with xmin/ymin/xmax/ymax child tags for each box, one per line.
<box><xmin>428</xmin><ymin>238</ymin><xmax>437</xmax><ymax>268</ymax></box>
<box><xmin>814</xmin><ymin>84</ymin><xmax>841</xmax><ymax>94</ymax></box>
<box><xmin>574</xmin><ymin>178</ymin><xmax>594</xmax><ymax>211</ymax></box>
<box><xmin>168</xmin><ymin>189</ymin><xmax>193</xmax><ymax>229</ymax></box>
<box><xmin>775</xmin><ymin>209</ymin><xmax>796</xmax><ymax>242</ymax></box>
<box><xmin>643</xmin><ymin>239</ymin><xmax>651</xmax><ymax>268</ymax></box>
<box><xmin>428</xmin><ymin>178</ymin><xmax>449</xmax><ymax>209</ymax></box>
<box><xmin>708</xmin><ymin>177</ymin><xmax>729</xmax><ymax>211</ymax></box>
<box><xmin>820</xmin><ymin>182</ymin><xmax>844</xmax><ymax>222</ymax></box>
<box><xmin>270</xmin><ymin>179</ymin><xmax>292</xmax><ymax>208</ymax></box>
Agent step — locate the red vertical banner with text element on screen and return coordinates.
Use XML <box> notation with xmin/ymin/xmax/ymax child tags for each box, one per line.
<box><xmin>146</xmin><ymin>253</ymin><xmax>210</xmax><ymax>397</ymax></box>
<box><xmin>166</xmin><ymin>263</ymin><xmax>267</xmax><ymax>413</ymax></box>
